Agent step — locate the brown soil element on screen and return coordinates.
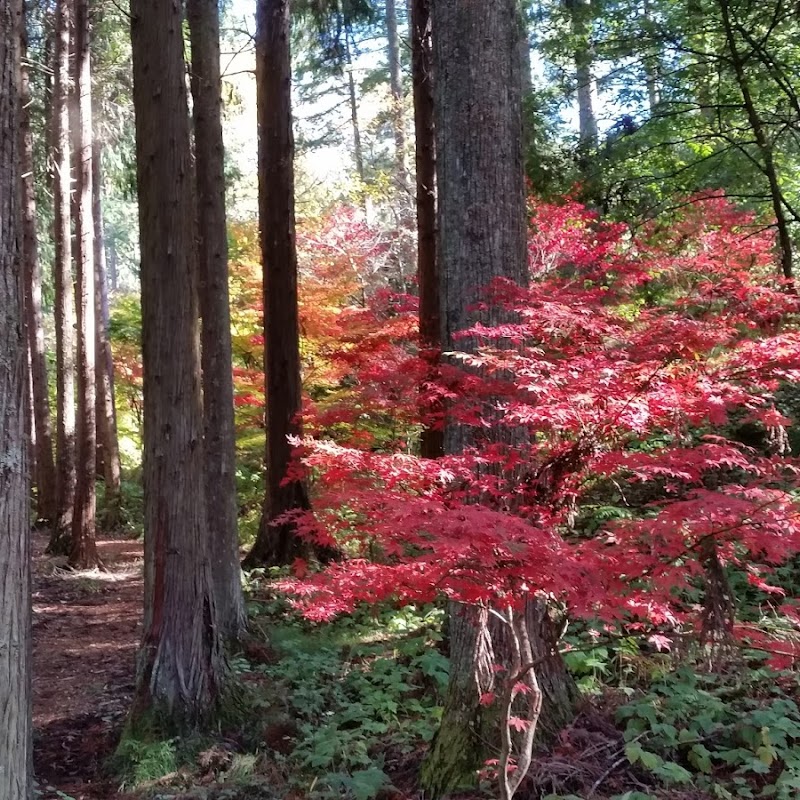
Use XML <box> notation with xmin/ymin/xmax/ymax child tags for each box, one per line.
<box><xmin>32</xmin><ymin>528</ymin><xmax>143</xmax><ymax>800</ymax></box>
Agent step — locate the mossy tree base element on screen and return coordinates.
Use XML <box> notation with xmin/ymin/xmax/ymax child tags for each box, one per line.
<box><xmin>421</xmin><ymin>599</ymin><xmax>578</xmax><ymax>799</ymax></box>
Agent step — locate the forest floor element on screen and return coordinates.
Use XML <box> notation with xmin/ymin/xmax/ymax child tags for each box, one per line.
<box><xmin>32</xmin><ymin>527</ymin><xmax>143</xmax><ymax>800</ymax></box>
<box><xmin>27</xmin><ymin>523</ymin><xmax>793</xmax><ymax>800</ymax></box>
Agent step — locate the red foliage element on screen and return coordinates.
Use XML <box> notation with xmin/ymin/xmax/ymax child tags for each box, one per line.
<box><xmin>274</xmin><ymin>196</ymin><xmax>800</xmax><ymax>660</ymax></box>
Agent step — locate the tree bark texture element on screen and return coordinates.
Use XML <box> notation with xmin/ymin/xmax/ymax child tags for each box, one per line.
<box><xmin>187</xmin><ymin>0</ymin><xmax>246</xmax><ymax>640</ymax></box>
<box><xmin>0</xmin><ymin>0</ymin><xmax>33</xmax><ymax>792</ymax></box>
<box><xmin>130</xmin><ymin>0</ymin><xmax>225</xmax><ymax>727</ymax></box>
<box><xmin>70</xmin><ymin>0</ymin><xmax>99</xmax><ymax>569</ymax></box>
<box><xmin>50</xmin><ymin>0</ymin><xmax>76</xmax><ymax>555</ymax></box>
<box><xmin>92</xmin><ymin>138</ymin><xmax>122</xmax><ymax>526</ymax></box>
<box><xmin>517</xmin><ymin>0</ymin><xmax>533</xmax><ymax>99</ymax></box>
<box><xmin>566</xmin><ymin>0</ymin><xmax>598</xmax><ymax>147</ymax></box>
<box><xmin>245</xmin><ymin>0</ymin><xmax>311</xmax><ymax>568</ymax></box>
<box><xmin>19</xmin><ymin>6</ymin><xmax>57</xmax><ymax>524</ymax></box>
<box><xmin>385</xmin><ymin>0</ymin><xmax>408</xmax><ymax>191</ymax></box>
<box><xmin>346</xmin><ymin>33</ymin><xmax>366</xmax><ymax>189</ymax></box>
<box><xmin>421</xmin><ymin>2</ymin><xmax>576</xmax><ymax>793</ymax></box>
<box><xmin>410</xmin><ymin>0</ymin><xmax>442</xmax><ymax>459</ymax></box>
<box><xmin>642</xmin><ymin>0</ymin><xmax>660</xmax><ymax>112</ymax></box>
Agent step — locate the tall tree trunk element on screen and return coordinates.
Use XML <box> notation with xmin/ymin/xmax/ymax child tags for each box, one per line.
<box><xmin>130</xmin><ymin>0</ymin><xmax>226</xmax><ymax>727</ymax></box>
<box><xmin>566</xmin><ymin>0</ymin><xmax>598</xmax><ymax>147</ymax></box>
<box><xmin>420</xmin><ymin>2</ymin><xmax>575</xmax><ymax>793</ymax></box>
<box><xmin>1</xmin><ymin>0</ymin><xmax>33</xmax><ymax>793</ymax></box>
<box><xmin>345</xmin><ymin>31</ymin><xmax>366</xmax><ymax>191</ymax></box>
<box><xmin>108</xmin><ymin>239</ymin><xmax>118</xmax><ymax>291</ymax></box>
<box><xmin>687</xmin><ymin>0</ymin><xmax>714</xmax><ymax>123</ymax></box>
<box><xmin>93</xmin><ymin>139</ymin><xmax>122</xmax><ymax>526</ymax></box>
<box><xmin>718</xmin><ymin>0</ymin><xmax>793</xmax><ymax>281</ymax></box>
<box><xmin>385</xmin><ymin>0</ymin><xmax>407</xmax><ymax>191</ymax></box>
<box><xmin>70</xmin><ymin>0</ymin><xmax>99</xmax><ymax>569</ymax></box>
<box><xmin>642</xmin><ymin>0</ymin><xmax>660</xmax><ymax>113</ymax></box>
<box><xmin>245</xmin><ymin>0</ymin><xmax>311</xmax><ymax>568</ymax></box>
<box><xmin>187</xmin><ymin>0</ymin><xmax>246</xmax><ymax>640</ymax></box>
<box><xmin>50</xmin><ymin>0</ymin><xmax>76</xmax><ymax>555</ymax></box>
<box><xmin>26</xmin><ymin>343</ymin><xmax>35</xmax><ymax>475</ymax></box>
<box><xmin>411</xmin><ymin>0</ymin><xmax>441</xmax><ymax>459</ymax></box>
<box><xmin>19</xmin><ymin>3</ymin><xmax>57</xmax><ymax>524</ymax></box>
<box><xmin>517</xmin><ymin>0</ymin><xmax>532</xmax><ymax>99</ymax></box>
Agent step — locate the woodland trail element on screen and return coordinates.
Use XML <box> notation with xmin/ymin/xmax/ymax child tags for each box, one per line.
<box><xmin>32</xmin><ymin>528</ymin><xmax>143</xmax><ymax>800</ymax></box>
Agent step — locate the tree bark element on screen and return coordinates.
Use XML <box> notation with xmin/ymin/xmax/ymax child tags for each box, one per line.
<box><xmin>70</xmin><ymin>0</ymin><xmax>99</xmax><ymax>569</ymax></box>
<box><xmin>385</xmin><ymin>0</ymin><xmax>407</xmax><ymax>191</ymax></box>
<box><xmin>642</xmin><ymin>0</ymin><xmax>660</xmax><ymax>113</ymax></box>
<box><xmin>130</xmin><ymin>0</ymin><xmax>226</xmax><ymax>727</ymax></box>
<box><xmin>345</xmin><ymin>31</ymin><xmax>366</xmax><ymax>190</ymax></box>
<box><xmin>517</xmin><ymin>0</ymin><xmax>532</xmax><ymax>99</ymax></box>
<box><xmin>420</xmin><ymin>2</ymin><xmax>575</xmax><ymax>793</ymax></box>
<box><xmin>19</xmin><ymin>4</ymin><xmax>57</xmax><ymax>524</ymax></box>
<box><xmin>566</xmin><ymin>0</ymin><xmax>598</xmax><ymax>147</ymax></box>
<box><xmin>410</xmin><ymin>0</ymin><xmax>441</xmax><ymax>459</ymax></box>
<box><xmin>1</xmin><ymin>0</ymin><xmax>33</xmax><ymax>793</ymax></box>
<box><xmin>187</xmin><ymin>0</ymin><xmax>246</xmax><ymax>641</ymax></box>
<box><xmin>93</xmin><ymin>139</ymin><xmax>122</xmax><ymax>526</ymax></box>
<box><xmin>245</xmin><ymin>0</ymin><xmax>312</xmax><ymax>568</ymax></box>
<box><xmin>50</xmin><ymin>0</ymin><xmax>77</xmax><ymax>555</ymax></box>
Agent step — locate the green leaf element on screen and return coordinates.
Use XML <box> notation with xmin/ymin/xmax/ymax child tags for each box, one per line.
<box><xmin>654</xmin><ymin>760</ymin><xmax>692</xmax><ymax>784</ymax></box>
<box><xmin>638</xmin><ymin>748</ymin><xmax>661</xmax><ymax>771</ymax></box>
<box><xmin>625</xmin><ymin>743</ymin><xmax>643</xmax><ymax>765</ymax></box>
<box><xmin>688</xmin><ymin>743</ymin><xmax>714</xmax><ymax>774</ymax></box>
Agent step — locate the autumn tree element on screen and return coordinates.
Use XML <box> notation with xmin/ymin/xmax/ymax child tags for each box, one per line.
<box><xmin>50</xmin><ymin>0</ymin><xmax>76</xmax><ymax>555</ymax></box>
<box><xmin>71</xmin><ymin>0</ymin><xmax>100</xmax><ymax>568</ymax></box>
<box><xmin>245</xmin><ymin>0</ymin><xmax>310</xmax><ymax>567</ymax></box>
<box><xmin>130</xmin><ymin>0</ymin><xmax>226</xmax><ymax>725</ymax></box>
<box><xmin>421</xmin><ymin>1</ymin><xmax>575</xmax><ymax>792</ymax></box>
<box><xmin>187</xmin><ymin>0</ymin><xmax>246</xmax><ymax>639</ymax></box>
<box><xmin>0</xmin><ymin>0</ymin><xmax>33</xmax><ymax>792</ymax></box>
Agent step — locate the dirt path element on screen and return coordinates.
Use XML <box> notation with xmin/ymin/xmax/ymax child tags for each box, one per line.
<box><xmin>32</xmin><ymin>529</ymin><xmax>143</xmax><ymax>800</ymax></box>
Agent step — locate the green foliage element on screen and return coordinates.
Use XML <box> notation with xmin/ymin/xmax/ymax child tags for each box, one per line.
<box><xmin>113</xmin><ymin>734</ymin><xmax>178</xmax><ymax>788</ymax></box>
<box><xmin>245</xmin><ymin>602</ymin><xmax>447</xmax><ymax>799</ymax></box>
<box><xmin>617</xmin><ymin>665</ymin><xmax>800</xmax><ymax>798</ymax></box>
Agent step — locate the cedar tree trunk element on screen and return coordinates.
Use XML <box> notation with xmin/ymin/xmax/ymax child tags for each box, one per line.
<box><xmin>566</xmin><ymin>0</ymin><xmax>598</xmax><ymax>147</ymax></box>
<box><xmin>0</xmin><ymin>0</ymin><xmax>33</xmax><ymax>792</ymax></box>
<box><xmin>130</xmin><ymin>0</ymin><xmax>226</xmax><ymax>727</ymax></box>
<box><xmin>345</xmin><ymin>31</ymin><xmax>366</xmax><ymax>189</ymax></box>
<box><xmin>385</xmin><ymin>0</ymin><xmax>407</xmax><ymax>191</ymax></box>
<box><xmin>93</xmin><ymin>138</ymin><xmax>122</xmax><ymax>526</ymax></box>
<box><xmin>420</xmin><ymin>2</ymin><xmax>576</xmax><ymax>793</ymax></box>
<box><xmin>19</xmin><ymin>7</ymin><xmax>57</xmax><ymax>524</ymax></box>
<box><xmin>70</xmin><ymin>0</ymin><xmax>99</xmax><ymax>569</ymax></box>
<box><xmin>410</xmin><ymin>0</ymin><xmax>442</xmax><ymax>459</ymax></box>
<box><xmin>244</xmin><ymin>0</ymin><xmax>310</xmax><ymax>568</ymax></box>
<box><xmin>187</xmin><ymin>0</ymin><xmax>246</xmax><ymax>640</ymax></box>
<box><xmin>50</xmin><ymin>0</ymin><xmax>76</xmax><ymax>555</ymax></box>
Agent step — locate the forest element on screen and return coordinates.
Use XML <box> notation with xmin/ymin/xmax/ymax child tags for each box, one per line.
<box><xmin>3</xmin><ymin>0</ymin><xmax>800</xmax><ymax>798</ymax></box>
